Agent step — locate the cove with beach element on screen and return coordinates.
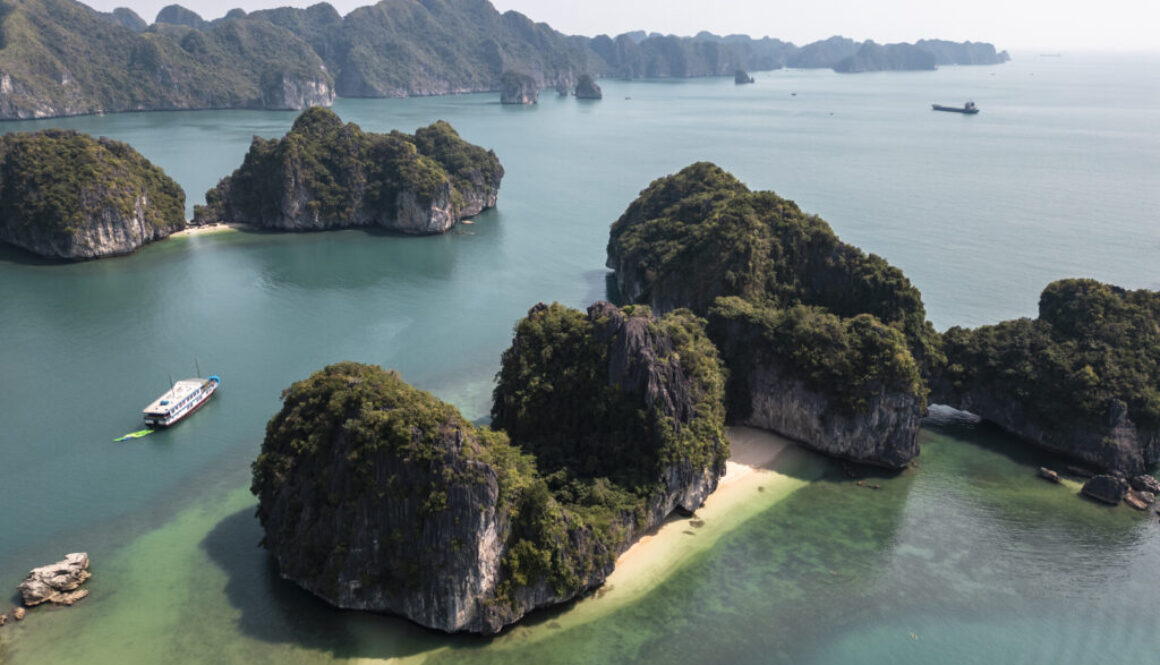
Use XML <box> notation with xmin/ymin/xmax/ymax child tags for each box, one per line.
<box><xmin>2</xmin><ymin>53</ymin><xmax>1159</xmax><ymax>663</ymax></box>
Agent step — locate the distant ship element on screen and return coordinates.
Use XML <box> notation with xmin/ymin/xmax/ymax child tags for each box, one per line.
<box><xmin>932</xmin><ymin>101</ymin><xmax>979</xmax><ymax>114</ymax></box>
<box><xmin>142</xmin><ymin>375</ymin><xmax>220</xmax><ymax>427</ymax></box>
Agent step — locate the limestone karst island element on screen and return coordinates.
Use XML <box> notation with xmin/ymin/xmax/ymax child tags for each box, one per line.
<box><xmin>1</xmin><ymin>0</ymin><xmax>1157</xmax><ymax>663</ymax></box>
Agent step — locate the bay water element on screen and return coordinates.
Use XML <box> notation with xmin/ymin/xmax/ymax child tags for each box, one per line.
<box><xmin>0</xmin><ymin>52</ymin><xmax>1157</xmax><ymax>663</ymax></box>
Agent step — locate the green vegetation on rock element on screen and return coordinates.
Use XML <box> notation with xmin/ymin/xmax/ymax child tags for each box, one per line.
<box><xmin>933</xmin><ymin>279</ymin><xmax>1160</xmax><ymax>473</ymax></box>
<box><xmin>0</xmin><ymin>0</ymin><xmax>333</xmax><ymax>120</ymax></box>
<box><xmin>709</xmin><ymin>297</ymin><xmax>922</xmax><ymax>416</ymax></box>
<box><xmin>607</xmin><ymin>162</ymin><xmax>932</xmax><ymax>467</ymax></box>
<box><xmin>0</xmin><ymin>128</ymin><xmax>185</xmax><ymax>259</ymax></box>
<box><xmin>493</xmin><ymin>302</ymin><xmax>727</xmax><ymax>487</ymax></box>
<box><xmin>607</xmin><ymin>161</ymin><xmax>941</xmax><ymax>371</ymax></box>
<box><xmin>194</xmin><ymin>107</ymin><xmax>502</xmax><ymax>232</ymax></box>
<box><xmin>0</xmin><ymin>0</ymin><xmax>1009</xmax><ymax>120</ymax></box>
<box><xmin>252</xmin><ymin>302</ymin><xmax>727</xmax><ymax>633</ymax></box>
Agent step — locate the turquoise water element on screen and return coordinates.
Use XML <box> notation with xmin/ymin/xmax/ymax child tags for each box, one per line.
<box><xmin>1</xmin><ymin>53</ymin><xmax>1158</xmax><ymax>662</ymax></box>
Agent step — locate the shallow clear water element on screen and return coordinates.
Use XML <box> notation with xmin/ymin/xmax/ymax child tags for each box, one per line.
<box><xmin>1</xmin><ymin>53</ymin><xmax>1158</xmax><ymax>663</ymax></box>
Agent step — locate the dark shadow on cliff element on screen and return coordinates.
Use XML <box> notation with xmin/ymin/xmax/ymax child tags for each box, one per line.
<box><xmin>201</xmin><ymin>508</ymin><xmax>469</xmax><ymax>660</ymax></box>
<box><xmin>0</xmin><ymin>242</ymin><xmax>76</xmax><ymax>266</ymax></box>
<box><xmin>924</xmin><ymin>403</ymin><xmax>1106</xmax><ymax>473</ymax></box>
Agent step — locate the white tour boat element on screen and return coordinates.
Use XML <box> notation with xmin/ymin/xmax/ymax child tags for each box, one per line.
<box><xmin>142</xmin><ymin>375</ymin><xmax>220</xmax><ymax>427</ymax></box>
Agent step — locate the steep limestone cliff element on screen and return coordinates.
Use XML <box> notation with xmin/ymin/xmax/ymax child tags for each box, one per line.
<box><xmin>833</xmin><ymin>41</ymin><xmax>936</xmax><ymax>73</ymax></box>
<box><xmin>253</xmin><ymin>303</ymin><xmax>727</xmax><ymax>633</ymax></box>
<box><xmin>574</xmin><ymin>73</ymin><xmax>602</xmax><ymax>99</ymax></box>
<box><xmin>0</xmin><ymin>129</ymin><xmax>185</xmax><ymax>259</ymax></box>
<box><xmin>493</xmin><ymin>301</ymin><xmax>727</xmax><ymax>509</ymax></box>
<box><xmin>0</xmin><ymin>0</ymin><xmax>334</xmax><ymax>120</ymax></box>
<box><xmin>932</xmin><ymin>279</ymin><xmax>1160</xmax><ymax>474</ymax></box>
<box><xmin>709</xmin><ymin>298</ymin><xmax>923</xmax><ymax>468</ymax></box>
<box><xmin>606</xmin><ymin>162</ymin><xmax>938</xmax><ymax>467</ymax></box>
<box><xmin>193</xmin><ymin>107</ymin><xmax>502</xmax><ymax>233</ymax></box>
<box><xmin>499</xmin><ymin>71</ymin><xmax>538</xmax><ymax>104</ymax></box>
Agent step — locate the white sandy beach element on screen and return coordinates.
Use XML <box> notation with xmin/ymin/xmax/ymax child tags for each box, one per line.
<box><xmin>483</xmin><ymin>426</ymin><xmax>822</xmax><ymax>650</ymax></box>
<box><xmin>169</xmin><ymin>222</ymin><xmax>249</xmax><ymax>238</ymax></box>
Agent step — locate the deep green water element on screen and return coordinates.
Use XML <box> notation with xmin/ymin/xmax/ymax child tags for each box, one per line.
<box><xmin>1</xmin><ymin>53</ymin><xmax>1158</xmax><ymax>663</ymax></box>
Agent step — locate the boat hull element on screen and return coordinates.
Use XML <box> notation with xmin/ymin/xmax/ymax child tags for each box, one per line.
<box><xmin>932</xmin><ymin>104</ymin><xmax>979</xmax><ymax>114</ymax></box>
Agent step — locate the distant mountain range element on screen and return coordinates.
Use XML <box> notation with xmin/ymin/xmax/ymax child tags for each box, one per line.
<box><xmin>0</xmin><ymin>0</ymin><xmax>1010</xmax><ymax>119</ymax></box>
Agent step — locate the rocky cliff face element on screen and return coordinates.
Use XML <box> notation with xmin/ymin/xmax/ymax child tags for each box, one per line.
<box><xmin>254</xmin><ymin>312</ymin><xmax>726</xmax><ymax>633</ymax></box>
<box><xmin>931</xmin><ymin>381</ymin><xmax>1157</xmax><ymax>474</ymax></box>
<box><xmin>259</xmin><ymin>71</ymin><xmax>335</xmax><ymax>110</ymax></box>
<box><xmin>193</xmin><ymin>108</ymin><xmax>502</xmax><ymax>233</ymax></box>
<box><xmin>833</xmin><ymin>42</ymin><xmax>936</xmax><ymax>73</ymax></box>
<box><xmin>0</xmin><ymin>130</ymin><xmax>185</xmax><ymax>259</ymax></box>
<box><xmin>0</xmin><ymin>0</ymin><xmax>334</xmax><ymax>120</ymax></box>
<box><xmin>932</xmin><ymin>279</ymin><xmax>1160</xmax><ymax>475</ymax></box>
<box><xmin>574</xmin><ymin>73</ymin><xmax>602</xmax><ymax>99</ymax></box>
<box><xmin>743</xmin><ymin>364</ymin><xmax>920</xmax><ymax>468</ymax></box>
<box><xmin>253</xmin><ymin>368</ymin><xmax>510</xmax><ymax>632</ymax></box>
<box><xmin>607</xmin><ymin>163</ymin><xmax>936</xmax><ymax>468</ymax></box>
<box><xmin>0</xmin><ymin>0</ymin><xmax>1007</xmax><ymax>120</ymax></box>
<box><xmin>709</xmin><ymin>297</ymin><xmax>924</xmax><ymax>468</ymax></box>
<box><xmin>500</xmin><ymin>71</ymin><xmax>538</xmax><ymax>104</ymax></box>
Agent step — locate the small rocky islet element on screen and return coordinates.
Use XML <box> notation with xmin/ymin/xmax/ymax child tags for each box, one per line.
<box><xmin>0</xmin><ymin>129</ymin><xmax>185</xmax><ymax>259</ymax></box>
<box><xmin>192</xmin><ymin>107</ymin><xmax>503</xmax><ymax>233</ymax></box>
<box><xmin>252</xmin><ymin>301</ymin><xmax>727</xmax><ymax>633</ymax></box>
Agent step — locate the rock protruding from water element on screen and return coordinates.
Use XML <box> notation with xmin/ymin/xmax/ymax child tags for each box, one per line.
<box><xmin>734</xmin><ymin>69</ymin><xmax>754</xmax><ymax>84</ymax></box>
<box><xmin>933</xmin><ymin>279</ymin><xmax>1160</xmax><ymax>475</ymax></box>
<box><xmin>254</xmin><ymin>304</ymin><xmax>727</xmax><ymax>634</ymax></box>
<box><xmin>500</xmin><ymin>71</ymin><xmax>538</xmax><ymax>104</ymax></box>
<box><xmin>1081</xmin><ymin>475</ymin><xmax>1129</xmax><ymax>505</ymax></box>
<box><xmin>193</xmin><ymin>107</ymin><xmax>502</xmax><ymax>234</ymax></box>
<box><xmin>1125</xmin><ymin>489</ymin><xmax>1155</xmax><ymax>511</ymax></box>
<box><xmin>17</xmin><ymin>553</ymin><xmax>92</xmax><ymax>606</ymax></box>
<box><xmin>0</xmin><ymin>130</ymin><xmax>186</xmax><ymax>260</ymax></box>
<box><xmin>575</xmin><ymin>74</ymin><xmax>603</xmax><ymax>99</ymax></box>
<box><xmin>1131</xmin><ymin>474</ymin><xmax>1160</xmax><ymax>494</ymax></box>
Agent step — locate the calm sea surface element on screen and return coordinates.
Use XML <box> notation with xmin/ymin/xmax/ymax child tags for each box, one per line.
<box><xmin>1</xmin><ymin>53</ymin><xmax>1158</xmax><ymax>663</ymax></box>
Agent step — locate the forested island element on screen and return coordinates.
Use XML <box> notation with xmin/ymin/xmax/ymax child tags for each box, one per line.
<box><xmin>0</xmin><ymin>129</ymin><xmax>184</xmax><ymax>259</ymax></box>
<box><xmin>0</xmin><ymin>0</ymin><xmax>1009</xmax><ymax>119</ymax></box>
<box><xmin>253</xmin><ymin>301</ymin><xmax>727</xmax><ymax>633</ymax></box>
<box><xmin>606</xmin><ymin>162</ymin><xmax>938</xmax><ymax>468</ymax></box>
<box><xmin>193</xmin><ymin>107</ymin><xmax>502</xmax><ymax>233</ymax></box>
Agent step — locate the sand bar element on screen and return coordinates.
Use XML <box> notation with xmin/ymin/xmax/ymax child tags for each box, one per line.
<box><xmin>169</xmin><ymin>222</ymin><xmax>250</xmax><ymax>238</ymax></box>
<box><xmin>483</xmin><ymin>426</ymin><xmax>824</xmax><ymax>650</ymax></box>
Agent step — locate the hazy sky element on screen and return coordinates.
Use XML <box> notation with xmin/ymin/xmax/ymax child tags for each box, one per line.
<box><xmin>83</xmin><ymin>0</ymin><xmax>1160</xmax><ymax>51</ymax></box>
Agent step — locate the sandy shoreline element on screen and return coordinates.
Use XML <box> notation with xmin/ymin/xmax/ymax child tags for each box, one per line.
<box><xmin>356</xmin><ymin>426</ymin><xmax>823</xmax><ymax>662</ymax></box>
<box><xmin>169</xmin><ymin>222</ymin><xmax>250</xmax><ymax>238</ymax></box>
<box><xmin>484</xmin><ymin>426</ymin><xmax>823</xmax><ymax>649</ymax></box>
